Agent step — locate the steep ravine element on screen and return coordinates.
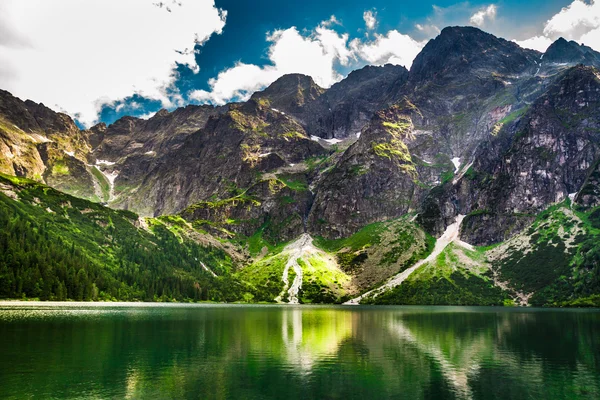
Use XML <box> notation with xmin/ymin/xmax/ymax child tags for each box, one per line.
<box><xmin>345</xmin><ymin>215</ymin><xmax>470</xmax><ymax>304</ymax></box>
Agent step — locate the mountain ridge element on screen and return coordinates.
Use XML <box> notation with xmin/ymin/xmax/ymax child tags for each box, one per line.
<box><xmin>1</xmin><ymin>26</ymin><xmax>600</xmax><ymax>305</ymax></box>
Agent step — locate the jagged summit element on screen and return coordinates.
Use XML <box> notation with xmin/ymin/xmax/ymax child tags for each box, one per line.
<box><xmin>2</xmin><ymin>26</ymin><xmax>600</xmax><ymax>306</ymax></box>
<box><xmin>543</xmin><ymin>37</ymin><xmax>600</xmax><ymax>67</ymax></box>
<box><xmin>251</xmin><ymin>73</ymin><xmax>324</xmax><ymax>114</ymax></box>
<box><xmin>409</xmin><ymin>26</ymin><xmax>539</xmax><ymax>83</ymax></box>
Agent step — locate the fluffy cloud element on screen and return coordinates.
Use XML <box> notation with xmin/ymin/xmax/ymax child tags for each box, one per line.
<box><xmin>543</xmin><ymin>0</ymin><xmax>600</xmax><ymax>40</ymax></box>
<box><xmin>0</xmin><ymin>0</ymin><xmax>227</xmax><ymax>127</ymax></box>
<box><xmin>189</xmin><ymin>25</ymin><xmax>351</xmax><ymax>105</ymax></box>
<box><xmin>515</xmin><ymin>0</ymin><xmax>600</xmax><ymax>52</ymax></box>
<box><xmin>514</xmin><ymin>35</ymin><xmax>553</xmax><ymax>52</ymax></box>
<box><xmin>363</xmin><ymin>10</ymin><xmax>377</xmax><ymax>30</ymax></box>
<box><xmin>469</xmin><ymin>4</ymin><xmax>497</xmax><ymax>27</ymax></box>
<box><xmin>350</xmin><ymin>31</ymin><xmax>423</xmax><ymax>67</ymax></box>
<box><xmin>190</xmin><ymin>21</ymin><xmax>424</xmax><ymax>106</ymax></box>
<box><xmin>580</xmin><ymin>27</ymin><xmax>600</xmax><ymax>50</ymax></box>
<box><xmin>415</xmin><ymin>23</ymin><xmax>441</xmax><ymax>37</ymax></box>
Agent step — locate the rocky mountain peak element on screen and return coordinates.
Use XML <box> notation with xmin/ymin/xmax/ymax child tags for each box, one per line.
<box><xmin>543</xmin><ymin>37</ymin><xmax>600</xmax><ymax>67</ymax></box>
<box><xmin>409</xmin><ymin>26</ymin><xmax>538</xmax><ymax>83</ymax></box>
<box><xmin>251</xmin><ymin>73</ymin><xmax>324</xmax><ymax>114</ymax></box>
<box><xmin>153</xmin><ymin>109</ymin><xmax>170</xmax><ymax>118</ymax></box>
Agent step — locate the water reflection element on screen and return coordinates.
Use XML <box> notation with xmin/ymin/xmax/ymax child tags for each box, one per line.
<box><xmin>0</xmin><ymin>305</ymin><xmax>598</xmax><ymax>399</ymax></box>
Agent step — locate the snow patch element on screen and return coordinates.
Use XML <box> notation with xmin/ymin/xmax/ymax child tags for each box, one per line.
<box><xmin>96</xmin><ymin>159</ymin><xmax>116</xmax><ymax>166</ymax></box>
<box><xmin>310</xmin><ymin>135</ymin><xmax>320</xmax><ymax>142</ymax></box>
<box><xmin>64</xmin><ymin>150</ymin><xmax>75</xmax><ymax>157</ymax></box>
<box><xmin>259</xmin><ymin>152</ymin><xmax>272</xmax><ymax>158</ymax></box>
<box><xmin>453</xmin><ymin>161</ymin><xmax>474</xmax><ymax>185</ymax></box>
<box><xmin>568</xmin><ymin>192</ymin><xmax>578</xmax><ymax>205</ymax></box>
<box><xmin>27</xmin><ymin>134</ymin><xmax>51</xmax><ymax>144</ymax></box>
<box><xmin>144</xmin><ymin>151</ymin><xmax>156</xmax><ymax>156</ymax></box>
<box><xmin>95</xmin><ymin>166</ymin><xmax>119</xmax><ymax>202</ymax></box>
<box><xmin>323</xmin><ymin>138</ymin><xmax>342</xmax><ymax>145</ymax></box>
<box><xmin>197</xmin><ymin>259</ymin><xmax>218</xmax><ymax>278</ymax></box>
<box><xmin>451</xmin><ymin>157</ymin><xmax>461</xmax><ymax>173</ymax></box>
<box><xmin>275</xmin><ymin>235</ymin><xmax>314</xmax><ymax>304</ymax></box>
<box><xmin>356</xmin><ymin>132</ymin><xmax>361</xmax><ymax>139</ymax></box>
<box><xmin>540</xmin><ymin>54</ymin><xmax>544</xmax><ymax>60</ymax></box>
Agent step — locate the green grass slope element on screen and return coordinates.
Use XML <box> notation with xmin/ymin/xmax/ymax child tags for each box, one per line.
<box><xmin>0</xmin><ymin>174</ymin><xmax>245</xmax><ymax>302</ymax></box>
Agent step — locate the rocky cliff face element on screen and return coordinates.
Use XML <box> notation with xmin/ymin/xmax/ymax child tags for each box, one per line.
<box><xmin>1</xmin><ymin>27</ymin><xmax>599</xmax><ymax>248</ymax></box>
<box><xmin>423</xmin><ymin>65</ymin><xmax>600</xmax><ymax>245</ymax></box>
<box><xmin>2</xmin><ymin>26</ymin><xmax>600</xmax><ymax>305</ymax></box>
<box><xmin>308</xmin><ymin>100</ymin><xmax>422</xmax><ymax>238</ymax></box>
<box><xmin>543</xmin><ymin>38</ymin><xmax>600</xmax><ymax>67</ymax></box>
<box><xmin>0</xmin><ymin>89</ymin><xmax>99</xmax><ymax>201</ymax></box>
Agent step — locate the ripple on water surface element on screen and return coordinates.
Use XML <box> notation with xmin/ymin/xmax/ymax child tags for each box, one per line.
<box><xmin>0</xmin><ymin>303</ymin><xmax>599</xmax><ymax>400</ymax></box>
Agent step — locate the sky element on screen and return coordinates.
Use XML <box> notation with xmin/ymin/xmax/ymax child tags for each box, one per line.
<box><xmin>0</xmin><ymin>0</ymin><xmax>599</xmax><ymax>127</ymax></box>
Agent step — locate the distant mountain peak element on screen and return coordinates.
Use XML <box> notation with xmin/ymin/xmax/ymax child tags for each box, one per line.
<box><xmin>250</xmin><ymin>73</ymin><xmax>324</xmax><ymax>114</ymax></box>
<box><xmin>543</xmin><ymin>37</ymin><xmax>600</xmax><ymax>67</ymax></box>
<box><xmin>409</xmin><ymin>25</ymin><xmax>538</xmax><ymax>83</ymax></box>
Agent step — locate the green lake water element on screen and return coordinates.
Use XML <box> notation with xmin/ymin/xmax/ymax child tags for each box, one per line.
<box><xmin>0</xmin><ymin>304</ymin><xmax>599</xmax><ymax>399</ymax></box>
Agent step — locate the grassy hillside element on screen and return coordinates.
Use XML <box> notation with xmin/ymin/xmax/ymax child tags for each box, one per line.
<box><xmin>0</xmin><ymin>174</ymin><xmax>246</xmax><ymax>302</ymax></box>
<box><xmin>1</xmin><ymin>172</ymin><xmax>598</xmax><ymax>306</ymax></box>
<box><xmin>365</xmin><ymin>203</ymin><xmax>600</xmax><ymax>307</ymax></box>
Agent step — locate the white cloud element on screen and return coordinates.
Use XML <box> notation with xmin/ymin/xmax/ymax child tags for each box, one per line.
<box><xmin>190</xmin><ymin>23</ymin><xmax>353</xmax><ymax>105</ymax></box>
<box><xmin>190</xmin><ymin>20</ymin><xmax>424</xmax><ymax>106</ymax></box>
<box><xmin>543</xmin><ymin>0</ymin><xmax>600</xmax><ymax>40</ymax></box>
<box><xmin>321</xmin><ymin>15</ymin><xmax>341</xmax><ymax>28</ymax></box>
<box><xmin>363</xmin><ymin>10</ymin><xmax>377</xmax><ymax>30</ymax></box>
<box><xmin>189</xmin><ymin>63</ymin><xmax>277</xmax><ymax>105</ymax></box>
<box><xmin>513</xmin><ymin>0</ymin><xmax>600</xmax><ymax>53</ymax></box>
<box><xmin>469</xmin><ymin>4</ymin><xmax>497</xmax><ymax>27</ymax></box>
<box><xmin>415</xmin><ymin>23</ymin><xmax>441</xmax><ymax>37</ymax></box>
<box><xmin>514</xmin><ymin>35</ymin><xmax>553</xmax><ymax>52</ymax></box>
<box><xmin>580</xmin><ymin>27</ymin><xmax>600</xmax><ymax>50</ymax></box>
<box><xmin>0</xmin><ymin>0</ymin><xmax>227</xmax><ymax>127</ymax></box>
<box><xmin>350</xmin><ymin>31</ymin><xmax>424</xmax><ymax>67</ymax></box>
<box><xmin>189</xmin><ymin>26</ymin><xmax>350</xmax><ymax>105</ymax></box>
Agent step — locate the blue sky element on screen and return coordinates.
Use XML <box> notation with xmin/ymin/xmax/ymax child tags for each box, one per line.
<box><xmin>0</xmin><ymin>0</ymin><xmax>598</xmax><ymax>127</ymax></box>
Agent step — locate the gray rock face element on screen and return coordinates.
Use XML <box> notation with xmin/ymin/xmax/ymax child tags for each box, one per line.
<box><xmin>409</xmin><ymin>26</ymin><xmax>540</xmax><ymax>85</ymax></box>
<box><xmin>308</xmin><ymin>101</ymin><xmax>421</xmax><ymax>238</ymax></box>
<box><xmin>420</xmin><ymin>65</ymin><xmax>600</xmax><ymax>244</ymax></box>
<box><xmin>1</xmin><ymin>27</ymin><xmax>599</xmax><ymax>249</ymax></box>
<box><xmin>302</xmin><ymin>64</ymin><xmax>409</xmax><ymax>139</ymax></box>
<box><xmin>576</xmin><ymin>159</ymin><xmax>600</xmax><ymax>209</ymax></box>
<box><xmin>0</xmin><ymin>89</ymin><xmax>95</xmax><ymax>200</ymax></box>
<box><xmin>252</xmin><ymin>65</ymin><xmax>409</xmax><ymax>140</ymax></box>
<box><xmin>543</xmin><ymin>38</ymin><xmax>600</xmax><ymax>67</ymax></box>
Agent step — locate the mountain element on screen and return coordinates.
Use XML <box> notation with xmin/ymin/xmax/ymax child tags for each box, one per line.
<box><xmin>0</xmin><ymin>174</ymin><xmax>245</xmax><ymax>302</ymax></box>
<box><xmin>543</xmin><ymin>37</ymin><xmax>600</xmax><ymax>67</ymax></box>
<box><xmin>1</xmin><ymin>26</ymin><xmax>600</xmax><ymax>306</ymax></box>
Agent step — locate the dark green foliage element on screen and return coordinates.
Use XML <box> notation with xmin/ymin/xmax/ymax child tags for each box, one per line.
<box><xmin>0</xmin><ymin>174</ymin><xmax>245</xmax><ymax>302</ymax></box>
<box><xmin>298</xmin><ymin>281</ymin><xmax>337</xmax><ymax>304</ymax></box>
<box><xmin>396</xmin><ymin>233</ymin><xmax>436</xmax><ymax>273</ymax></box>
<box><xmin>493</xmin><ymin>206</ymin><xmax>600</xmax><ymax>306</ymax></box>
<box><xmin>336</xmin><ymin>251</ymin><xmax>368</xmax><ymax>272</ymax></box>
<box><xmin>498</xmin><ymin>241</ymin><xmax>571</xmax><ymax>297</ymax></box>
<box><xmin>247</xmin><ymin>271</ymin><xmax>283</xmax><ymax>302</ymax></box>
<box><xmin>364</xmin><ymin>272</ymin><xmax>505</xmax><ymax>306</ymax></box>
<box><xmin>588</xmin><ymin>208</ymin><xmax>600</xmax><ymax>229</ymax></box>
<box><xmin>313</xmin><ymin>221</ymin><xmax>386</xmax><ymax>252</ymax></box>
<box><xmin>381</xmin><ymin>227</ymin><xmax>435</xmax><ymax>268</ymax></box>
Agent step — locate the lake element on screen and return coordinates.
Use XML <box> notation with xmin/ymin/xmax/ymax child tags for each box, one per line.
<box><xmin>0</xmin><ymin>303</ymin><xmax>598</xmax><ymax>399</ymax></box>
